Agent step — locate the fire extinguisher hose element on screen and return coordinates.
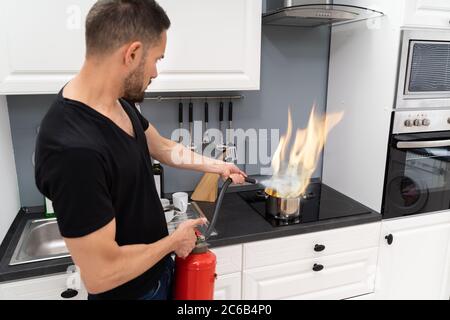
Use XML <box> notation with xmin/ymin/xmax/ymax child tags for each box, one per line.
<box><xmin>203</xmin><ymin>177</ymin><xmax>256</xmax><ymax>240</ymax></box>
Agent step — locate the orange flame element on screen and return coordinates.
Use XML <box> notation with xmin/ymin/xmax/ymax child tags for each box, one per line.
<box><xmin>265</xmin><ymin>105</ymin><xmax>343</xmax><ymax>198</ymax></box>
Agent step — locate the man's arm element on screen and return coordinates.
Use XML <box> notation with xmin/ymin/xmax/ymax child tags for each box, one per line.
<box><xmin>64</xmin><ymin>217</ymin><xmax>205</xmax><ymax>294</ymax></box>
<box><xmin>144</xmin><ymin>123</ymin><xmax>246</xmax><ymax>183</ymax></box>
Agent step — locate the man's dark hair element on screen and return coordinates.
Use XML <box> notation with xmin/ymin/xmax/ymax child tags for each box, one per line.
<box><xmin>85</xmin><ymin>0</ymin><xmax>171</xmax><ymax>56</ymax></box>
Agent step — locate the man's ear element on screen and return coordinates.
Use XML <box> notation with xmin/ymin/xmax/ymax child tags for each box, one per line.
<box><xmin>124</xmin><ymin>41</ymin><xmax>143</xmax><ymax>66</ymax></box>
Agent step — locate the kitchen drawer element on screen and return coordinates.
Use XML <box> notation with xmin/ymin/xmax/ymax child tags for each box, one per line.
<box><xmin>243</xmin><ymin>247</ymin><xmax>378</xmax><ymax>300</ymax></box>
<box><xmin>243</xmin><ymin>222</ymin><xmax>381</xmax><ymax>269</ymax></box>
<box><xmin>211</xmin><ymin>245</ymin><xmax>242</xmax><ymax>276</ymax></box>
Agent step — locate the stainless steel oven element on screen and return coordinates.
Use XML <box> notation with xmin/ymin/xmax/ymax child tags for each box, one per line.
<box><xmin>383</xmin><ymin>109</ymin><xmax>450</xmax><ymax>219</ymax></box>
<box><xmin>396</xmin><ymin>29</ymin><xmax>450</xmax><ymax>110</ymax></box>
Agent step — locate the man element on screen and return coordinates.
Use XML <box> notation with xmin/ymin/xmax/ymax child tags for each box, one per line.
<box><xmin>34</xmin><ymin>0</ymin><xmax>246</xmax><ymax>300</ymax></box>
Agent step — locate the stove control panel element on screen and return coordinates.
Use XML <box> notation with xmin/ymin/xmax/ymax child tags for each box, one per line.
<box><xmin>404</xmin><ymin>118</ymin><xmax>431</xmax><ymax>127</ymax></box>
<box><xmin>393</xmin><ymin>109</ymin><xmax>450</xmax><ymax>134</ymax></box>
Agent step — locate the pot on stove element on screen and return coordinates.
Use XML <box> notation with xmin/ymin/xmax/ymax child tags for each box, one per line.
<box><xmin>265</xmin><ymin>195</ymin><xmax>301</xmax><ymax>220</ymax></box>
<box><xmin>259</xmin><ymin>188</ymin><xmax>301</xmax><ymax>220</ymax></box>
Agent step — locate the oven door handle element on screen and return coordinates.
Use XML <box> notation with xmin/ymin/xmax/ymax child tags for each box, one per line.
<box><xmin>397</xmin><ymin>139</ymin><xmax>450</xmax><ymax>149</ymax></box>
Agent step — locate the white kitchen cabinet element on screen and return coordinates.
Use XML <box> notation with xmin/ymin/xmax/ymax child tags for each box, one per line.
<box><xmin>0</xmin><ymin>271</ymin><xmax>88</xmax><ymax>300</ymax></box>
<box><xmin>214</xmin><ymin>272</ymin><xmax>241</xmax><ymax>300</ymax></box>
<box><xmin>243</xmin><ymin>247</ymin><xmax>378</xmax><ymax>300</ymax></box>
<box><xmin>243</xmin><ymin>223</ymin><xmax>380</xmax><ymax>269</ymax></box>
<box><xmin>0</xmin><ymin>0</ymin><xmax>261</xmax><ymax>95</ymax></box>
<box><xmin>242</xmin><ymin>223</ymin><xmax>381</xmax><ymax>300</ymax></box>
<box><xmin>403</xmin><ymin>0</ymin><xmax>450</xmax><ymax>29</ymax></box>
<box><xmin>0</xmin><ymin>0</ymin><xmax>96</xmax><ymax>95</ymax></box>
<box><xmin>343</xmin><ymin>0</ymin><xmax>450</xmax><ymax>29</ymax></box>
<box><xmin>211</xmin><ymin>245</ymin><xmax>242</xmax><ymax>276</ymax></box>
<box><xmin>150</xmin><ymin>0</ymin><xmax>261</xmax><ymax>92</ymax></box>
<box><xmin>375</xmin><ymin>211</ymin><xmax>450</xmax><ymax>300</ymax></box>
<box><xmin>211</xmin><ymin>245</ymin><xmax>243</xmax><ymax>300</ymax></box>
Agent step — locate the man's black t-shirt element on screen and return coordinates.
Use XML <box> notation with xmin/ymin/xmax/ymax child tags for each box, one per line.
<box><xmin>35</xmin><ymin>90</ymin><xmax>169</xmax><ymax>300</ymax></box>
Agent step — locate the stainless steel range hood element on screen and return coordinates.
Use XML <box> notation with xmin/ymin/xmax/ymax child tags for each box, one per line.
<box><xmin>263</xmin><ymin>0</ymin><xmax>383</xmax><ymax>28</ymax></box>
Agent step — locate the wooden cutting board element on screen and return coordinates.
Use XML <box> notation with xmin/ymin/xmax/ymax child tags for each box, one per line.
<box><xmin>191</xmin><ymin>151</ymin><xmax>225</xmax><ymax>202</ymax></box>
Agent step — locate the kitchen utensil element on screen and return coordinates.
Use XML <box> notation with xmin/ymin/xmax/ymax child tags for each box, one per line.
<box><xmin>188</xmin><ymin>102</ymin><xmax>196</xmax><ymax>150</ymax></box>
<box><xmin>225</xmin><ymin>101</ymin><xmax>237</xmax><ymax>162</ymax></box>
<box><xmin>173</xmin><ymin>192</ymin><xmax>189</xmax><ymax>213</ymax></box>
<box><xmin>217</xmin><ymin>101</ymin><xmax>226</xmax><ymax>150</ymax></box>
<box><xmin>216</xmin><ymin>101</ymin><xmax>235</xmax><ymax>162</ymax></box>
<box><xmin>228</xmin><ymin>101</ymin><xmax>233</xmax><ymax>143</ymax></box>
<box><xmin>192</xmin><ymin>102</ymin><xmax>245</xmax><ymax>202</ymax></box>
<box><xmin>203</xmin><ymin>101</ymin><xmax>211</xmax><ymax>145</ymax></box>
<box><xmin>178</xmin><ymin>102</ymin><xmax>183</xmax><ymax>143</ymax></box>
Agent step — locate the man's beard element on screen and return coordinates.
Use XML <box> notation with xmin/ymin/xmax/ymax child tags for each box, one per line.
<box><xmin>123</xmin><ymin>58</ymin><xmax>148</xmax><ymax>103</ymax></box>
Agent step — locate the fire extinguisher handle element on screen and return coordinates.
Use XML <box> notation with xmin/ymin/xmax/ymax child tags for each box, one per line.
<box><xmin>204</xmin><ymin>178</ymin><xmax>233</xmax><ymax>240</ymax></box>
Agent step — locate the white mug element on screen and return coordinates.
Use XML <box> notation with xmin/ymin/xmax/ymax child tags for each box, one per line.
<box><xmin>172</xmin><ymin>192</ymin><xmax>188</xmax><ymax>213</ymax></box>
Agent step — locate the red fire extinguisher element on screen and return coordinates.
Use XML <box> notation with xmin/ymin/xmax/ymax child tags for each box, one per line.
<box><xmin>174</xmin><ymin>233</ymin><xmax>217</xmax><ymax>300</ymax></box>
<box><xmin>174</xmin><ymin>177</ymin><xmax>256</xmax><ymax>300</ymax></box>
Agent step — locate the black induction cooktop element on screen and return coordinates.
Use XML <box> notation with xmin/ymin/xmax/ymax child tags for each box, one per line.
<box><xmin>238</xmin><ymin>182</ymin><xmax>372</xmax><ymax>227</ymax></box>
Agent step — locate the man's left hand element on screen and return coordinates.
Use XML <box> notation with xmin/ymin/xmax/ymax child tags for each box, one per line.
<box><xmin>219</xmin><ymin>163</ymin><xmax>247</xmax><ymax>184</ymax></box>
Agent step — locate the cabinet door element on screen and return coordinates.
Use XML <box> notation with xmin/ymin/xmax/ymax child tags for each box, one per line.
<box><xmin>151</xmin><ymin>0</ymin><xmax>261</xmax><ymax>92</ymax></box>
<box><xmin>214</xmin><ymin>272</ymin><xmax>241</xmax><ymax>300</ymax></box>
<box><xmin>403</xmin><ymin>0</ymin><xmax>450</xmax><ymax>28</ymax></box>
<box><xmin>0</xmin><ymin>0</ymin><xmax>261</xmax><ymax>94</ymax></box>
<box><xmin>244</xmin><ymin>223</ymin><xmax>380</xmax><ymax>269</ymax></box>
<box><xmin>243</xmin><ymin>248</ymin><xmax>378</xmax><ymax>300</ymax></box>
<box><xmin>376</xmin><ymin>211</ymin><xmax>450</xmax><ymax>300</ymax></box>
<box><xmin>0</xmin><ymin>272</ymin><xmax>88</xmax><ymax>300</ymax></box>
<box><xmin>211</xmin><ymin>245</ymin><xmax>242</xmax><ymax>276</ymax></box>
<box><xmin>0</xmin><ymin>0</ymin><xmax>96</xmax><ymax>94</ymax></box>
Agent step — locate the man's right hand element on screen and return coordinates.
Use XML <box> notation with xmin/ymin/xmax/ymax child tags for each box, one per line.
<box><xmin>171</xmin><ymin>218</ymin><xmax>207</xmax><ymax>258</ymax></box>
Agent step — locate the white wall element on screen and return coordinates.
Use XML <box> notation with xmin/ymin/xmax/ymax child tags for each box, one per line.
<box><xmin>0</xmin><ymin>95</ymin><xmax>20</xmax><ymax>243</ymax></box>
<box><xmin>323</xmin><ymin>0</ymin><xmax>404</xmax><ymax>212</ymax></box>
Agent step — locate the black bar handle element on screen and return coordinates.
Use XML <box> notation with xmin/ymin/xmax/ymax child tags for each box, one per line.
<box><xmin>189</xmin><ymin>102</ymin><xmax>194</xmax><ymax>123</ymax></box>
<box><xmin>385</xmin><ymin>234</ymin><xmax>394</xmax><ymax>245</ymax></box>
<box><xmin>313</xmin><ymin>264</ymin><xmax>324</xmax><ymax>272</ymax></box>
<box><xmin>61</xmin><ymin>289</ymin><xmax>78</xmax><ymax>299</ymax></box>
<box><xmin>229</xmin><ymin>102</ymin><xmax>233</xmax><ymax>122</ymax></box>
<box><xmin>314</xmin><ymin>244</ymin><xmax>326</xmax><ymax>252</ymax></box>
<box><xmin>219</xmin><ymin>102</ymin><xmax>224</xmax><ymax>122</ymax></box>
<box><xmin>178</xmin><ymin>103</ymin><xmax>183</xmax><ymax>123</ymax></box>
<box><xmin>205</xmin><ymin>102</ymin><xmax>209</xmax><ymax>123</ymax></box>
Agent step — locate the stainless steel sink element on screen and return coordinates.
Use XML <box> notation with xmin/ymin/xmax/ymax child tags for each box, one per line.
<box><xmin>9</xmin><ymin>218</ymin><xmax>70</xmax><ymax>266</ymax></box>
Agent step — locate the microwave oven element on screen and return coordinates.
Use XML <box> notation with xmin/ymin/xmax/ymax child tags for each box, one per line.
<box><xmin>396</xmin><ymin>29</ymin><xmax>450</xmax><ymax>110</ymax></box>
